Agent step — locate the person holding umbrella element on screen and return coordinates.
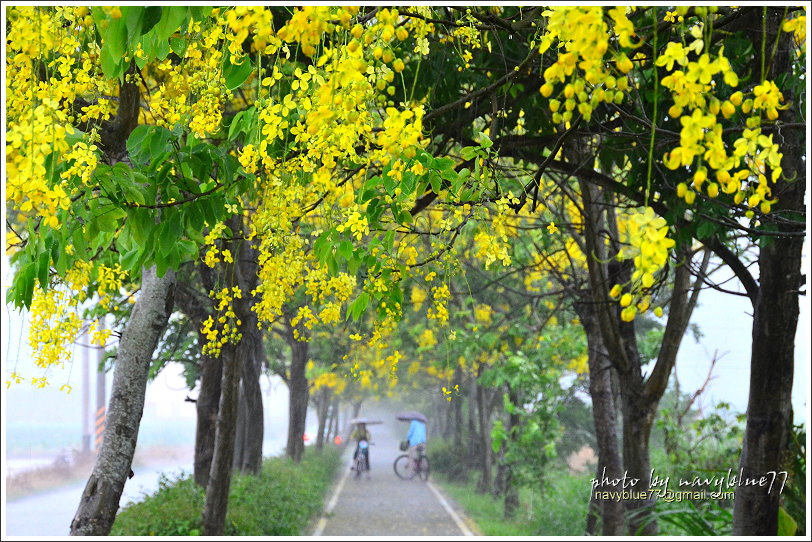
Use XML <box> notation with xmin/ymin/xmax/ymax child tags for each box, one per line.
<box><xmin>349</xmin><ymin>417</ymin><xmax>382</xmax><ymax>476</ymax></box>
<box><xmin>398</xmin><ymin>411</ymin><xmax>428</xmax><ymax>470</ymax></box>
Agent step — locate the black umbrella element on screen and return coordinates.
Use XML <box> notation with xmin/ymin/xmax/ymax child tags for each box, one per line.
<box><xmin>396</xmin><ymin>411</ymin><xmax>428</xmax><ymax>424</ymax></box>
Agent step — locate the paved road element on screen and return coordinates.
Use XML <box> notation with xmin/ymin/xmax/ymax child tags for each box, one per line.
<box><xmin>313</xmin><ymin>421</ymin><xmax>475</xmax><ymax>536</ymax></box>
<box><xmin>4</xmin><ymin>463</ymin><xmax>190</xmax><ymax>537</ymax></box>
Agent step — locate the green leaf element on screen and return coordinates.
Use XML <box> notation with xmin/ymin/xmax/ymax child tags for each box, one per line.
<box><xmin>348</xmin><ymin>292</ymin><xmax>370</xmax><ymax>321</ymax></box>
<box><xmin>105</xmin><ymin>17</ymin><xmax>128</xmax><ymax>60</ymax></box>
<box><xmin>460</xmin><ymin>146</ymin><xmax>478</xmax><ymax>161</ymax></box>
<box><xmin>141</xmin><ymin>7</ymin><xmax>163</xmax><ymax>36</ymax></box>
<box><xmin>224</xmin><ymin>57</ymin><xmax>253</xmax><ymax>91</ymax></box>
<box><xmin>778</xmin><ymin>507</ymin><xmax>797</xmax><ymax>536</ymax></box>
<box><xmin>695</xmin><ymin>221</ymin><xmax>716</xmax><ymax>240</ymax></box>
<box><xmin>123</xmin><ymin>6</ymin><xmax>145</xmax><ymax>44</ymax></box>
<box><xmin>189</xmin><ymin>6</ymin><xmax>213</xmax><ymax>21</ymax></box>
<box><xmin>11</xmin><ymin>262</ymin><xmax>37</xmax><ymax>309</ymax></box>
<box><xmin>121</xmin><ymin>247</ymin><xmax>142</xmax><ymax>272</ymax></box>
<box><xmin>154</xmin><ymin>6</ymin><xmax>187</xmax><ymax>42</ymax></box>
<box><xmin>429</xmin><ymin>171</ymin><xmax>441</xmax><ymax>194</ymax></box>
<box><xmin>100</xmin><ymin>45</ymin><xmax>124</xmax><ymax>80</ymax></box>
<box><xmin>160</xmin><ymin>210</ymin><xmax>182</xmax><ymax>256</ymax></box>
<box><xmin>338</xmin><ymin>240</ymin><xmax>353</xmax><ymax>261</ymax></box>
<box><xmin>37</xmin><ymin>250</ymin><xmax>50</xmax><ymax>290</ymax></box>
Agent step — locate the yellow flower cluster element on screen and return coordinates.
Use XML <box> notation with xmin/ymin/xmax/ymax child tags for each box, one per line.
<box><xmin>202</xmin><ymin>223</ymin><xmax>227</xmax><ymax>268</ymax></box>
<box><xmin>656</xmin><ymin>28</ymin><xmax>786</xmax><ymax>215</ymax></box>
<box><xmin>376</xmin><ymin>106</ymin><xmax>427</xmax><ymax>163</ymax></box>
<box><xmin>96</xmin><ymin>264</ymin><xmax>128</xmax><ymax>310</ymax></box>
<box><xmin>277</xmin><ymin>6</ymin><xmax>356</xmax><ymax>57</ymax></box>
<box><xmin>473</xmin><ymin>304</ymin><xmax>493</xmax><ymax>324</ymax></box>
<box><xmin>200</xmin><ymin>286</ymin><xmax>243</xmax><ymax>357</ymax></box>
<box><xmin>87</xmin><ymin>319</ymin><xmax>112</xmax><ymax>347</ymax></box>
<box><xmin>612</xmin><ymin>207</ymin><xmax>675</xmax><ymax>321</ymax></box>
<box><xmin>61</xmin><ymin>141</ymin><xmax>99</xmax><ymax>185</ymax></box>
<box><xmin>539</xmin><ymin>7</ymin><xmax>637</xmax><ymax>125</ymax></box>
<box><xmin>426</xmin><ymin>283</ymin><xmax>450</xmax><ymax>326</ymax></box>
<box><xmin>417</xmin><ymin>328</ymin><xmax>438</xmax><ymax>348</ymax></box>
<box><xmin>336</xmin><ymin>207</ymin><xmax>370</xmax><ymax>240</ymax></box>
<box><xmin>442</xmin><ymin>384</ymin><xmax>461</xmax><ymax>402</ymax></box>
<box><xmin>782</xmin><ymin>14</ymin><xmax>807</xmax><ymax>56</ymax></box>
<box><xmin>310</xmin><ymin>371</ymin><xmax>347</xmax><ymax>394</ymax></box>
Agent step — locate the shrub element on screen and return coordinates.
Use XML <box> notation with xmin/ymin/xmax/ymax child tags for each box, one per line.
<box><xmin>111</xmin><ymin>473</ymin><xmax>205</xmax><ymax>536</ymax></box>
<box><xmin>428</xmin><ymin>440</ymin><xmax>471</xmax><ymax>483</ymax></box>
<box><xmin>112</xmin><ymin>448</ymin><xmax>341</xmax><ymax>536</ymax></box>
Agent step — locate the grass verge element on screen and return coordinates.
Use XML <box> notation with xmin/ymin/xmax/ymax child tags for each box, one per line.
<box><xmin>433</xmin><ymin>468</ymin><xmax>592</xmax><ymax>536</ymax></box>
<box><xmin>111</xmin><ymin>447</ymin><xmax>342</xmax><ymax>536</ymax></box>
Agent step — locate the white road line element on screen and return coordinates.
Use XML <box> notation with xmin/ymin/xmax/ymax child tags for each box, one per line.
<box><xmin>427</xmin><ymin>480</ymin><xmax>475</xmax><ymax>536</ymax></box>
<box><xmin>312</xmin><ymin>460</ymin><xmax>352</xmax><ymax>536</ymax></box>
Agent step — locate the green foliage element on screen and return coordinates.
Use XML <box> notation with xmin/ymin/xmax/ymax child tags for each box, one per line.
<box><xmin>653</xmin><ymin>388</ymin><xmax>744</xmax><ymax>480</ymax></box>
<box><xmin>780</xmin><ymin>423</ymin><xmax>806</xmax><ymax>536</ymax></box>
<box><xmin>428</xmin><ymin>439</ymin><xmax>473</xmax><ymax>483</ymax></box>
<box><xmin>434</xmin><ymin>462</ymin><xmax>592</xmax><ymax>536</ymax></box>
<box><xmin>481</xmin><ymin>349</ymin><xmax>567</xmax><ymax>490</ymax></box>
<box><xmin>634</xmin><ymin>499</ymin><xmax>733</xmax><ymax>536</ymax></box>
<box><xmin>111</xmin><ymin>448</ymin><xmax>341</xmax><ymax>536</ymax></box>
<box><xmin>110</xmin><ymin>473</ymin><xmax>205</xmax><ymax>536</ymax></box>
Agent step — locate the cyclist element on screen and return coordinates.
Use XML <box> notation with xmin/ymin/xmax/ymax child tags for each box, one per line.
<box><xmin>350</xmin><ymin>422</ymin><xmax>372</xmax><ymax>473</ymax></box>
<box><xmin>405</xmin><ymin>418</ymin><xmax>427</xmax><ymax>470</ymax></box>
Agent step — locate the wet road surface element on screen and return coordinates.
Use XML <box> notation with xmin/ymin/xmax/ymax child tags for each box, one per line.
<box><xmin>313</xmin><ymin>422</ymin><xmax>475</xmax><ymax>536</ymax></box>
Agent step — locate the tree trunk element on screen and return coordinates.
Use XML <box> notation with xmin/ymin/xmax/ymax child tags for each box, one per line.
<box><xmin>70</xmin><ymin>266</ymin><xmax>175</xmax><ymax>535</ymax></box>
<box><xmin>475</xmin><ymin>370</ymin><xmax>492</xmax><ymax>494</ymax></box>
<box><xmin>286</xmin><ymin>339</ymin><xmax>309</xmax><ymax>462</ymax></box>
<box><xmin>315</xmin><ymin>388</ymin><xmax>331</xmax><ymax>452</ymax></box>
<box><xmin>733</xmin><ymin>12</ymin><xmax>805</xmax><ymax>533</ymax></box>
<box><xmin>201</xmin><ymin>341</ymin><xmax>241</xmax><ymax>535</ymax></box>
<box><xmin>467</xmin><ymin>385</ymin><xmax>478</xmax><ymax>467</ymax></box>
<box><xmin>194</xmin><ymin>353</ymin><xmax>221</xmax><ymax>487</ymax></box>
<box><xmin>172</xmin><ymin>265</ymin><xmax>222</xmax><ymax>488</ymax></box>
<box><xmin>232</xmin><ymin>322</ymin><xmax>264</xmax><ymax>474</ymax></box>
<box><xmin>576</xmin><ymin>302</ymin><xmax>625</xmax><ymax>536</ymax></box>
<box><xmin>502</xmin><ymin>385</ymin><xmax>521</xmax><ymax>519</ymax></box>
<box><xmin>453</xmin><ymin>375</ymin><xmax>464</xmax><ymax>449</ymax></box>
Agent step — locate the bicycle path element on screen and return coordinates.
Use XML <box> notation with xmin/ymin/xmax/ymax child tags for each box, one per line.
<box><xmin>312</xmin><ymin>420</ymin><xmax>476</xmax><ymax>536</ymax></box>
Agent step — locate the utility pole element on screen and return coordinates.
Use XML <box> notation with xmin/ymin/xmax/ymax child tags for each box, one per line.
<box><xmin>81</xmin><ymin>331</ymin><xmax>91</xmax><ymax>455</ymax></box>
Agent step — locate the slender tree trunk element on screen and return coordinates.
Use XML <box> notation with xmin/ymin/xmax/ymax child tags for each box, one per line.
<box><xmin>475</xmin><ymin>370</ymin><xmax>492</xmax><ymax>494</ymax></box>
<box><xmin>325</xmin><ymin>399</ymin><xmax>335</xmax><ymax>444</ymax></box>
<box><xmin>232</xmin><ymin>323</ymin><xmax>264</xmax><ymax>474</ymax></box>
<box><xmin>453</xmin><ymin>375</ymin><xmax>464</xmax><ymax>449</ymax></box>
<box><xmin>173</xmin><ymin>265</ymin><xmax>223</xmax><ymax>488</ymax></box>
<box><xmin>576</xmin><ymin>302</ymin><xmax>625</xmax><ymax>536</ymax></box>
<box><xmin>233</xmin><ymin>382</ymin><xmax>247</xmax><ymax>471</ymax></box>
<box><xmin>201</xmin><ymin>341</ymin><xmax>240</xmax><ymax>535</ymax></box>
<box><xmin>467</xmin><ymin>386</ymin><xmax>478</xmax><ymax>467</ymax></box>
<box><xmin>502</xmin><ymin>385</ymin><xmax>520</xmax><ymax>519</ymax></box>
<box><xmin>328</xmin><ymin>397</ymin><xmax>340</xmax><ymax>443</ymax></box>
<box><xmin>70</xmin><ymin>266</ymin><xmax>175</xmax><ymax>535</ymax></box>
<box><xmin>286</xmin><ymin>339</ymin><xmax>309</xmax><ymax>462</ymax></box>
<box><xmin>733</xmin><ymin>12</ymin><xmax>805</xmax><ymax>532</ymax></box>
<box><xmin>315</xmin><ymin>388</ymin><xmax>331</xmax><ymax>452</ymax></box>
<box><xmin>195</xmin><ymin>353</ymin><xmax>222</xmax><ymax>487</ymax></box>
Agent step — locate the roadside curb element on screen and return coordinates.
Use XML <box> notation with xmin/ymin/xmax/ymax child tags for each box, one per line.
<box><xmin>426</xmin><ymin>480</ymin><xmax>483</xmax><ymax>536</ymax></box>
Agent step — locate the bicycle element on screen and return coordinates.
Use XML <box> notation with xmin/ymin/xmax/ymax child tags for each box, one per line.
<box><xmin>352</xmin><ymin>440</ymin><xmax>371</xmax><ymax>480</ymax></box>
<box><xmin>393</xmin><ymin>445</ymin><xmax>430</xmax><ymax>481</ymax></box>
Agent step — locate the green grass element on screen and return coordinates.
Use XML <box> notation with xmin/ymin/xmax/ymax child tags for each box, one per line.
<box><xmin>111</xmin><ymin>447</ymin><xmax>341</xmax><ymax>536</ymax></box>
<box><xmin>434</xmin><ymin>467</ymin><xmax>593</xmax><ymax>536</ymax></box>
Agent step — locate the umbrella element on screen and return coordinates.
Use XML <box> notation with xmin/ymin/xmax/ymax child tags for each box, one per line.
<box><xmin>396</xmin><ymin>411</ymin><xmax>428</xmax><ymax>424</ymax></box>
<box><xmin>350</xmin><ymin>417</ymin><xmax>384</xmax><ymax>425</ymax></box>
